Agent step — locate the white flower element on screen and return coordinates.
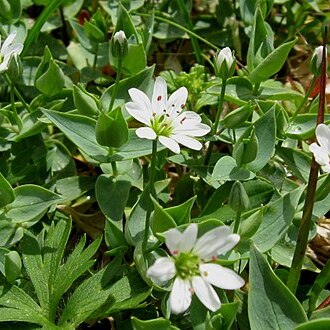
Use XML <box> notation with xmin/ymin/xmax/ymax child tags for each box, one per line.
<box><xmin>125</xmin><ymin>77</ymin><xmax>210</xmax><ymax>153</ymax></box>
<box><xmin>0</xmin><ymin>31</ymin><xmax>23</xmax><ymax>73</ymax></box>
<box><xmin>147</xmin><ymin>224</ymin><xmax>245</xmax><ymax>314</ymax></box>
<box><xmin>309</xmin><ymin>124</ymin><xmax>330</xmax><ymax>173</ymax></box>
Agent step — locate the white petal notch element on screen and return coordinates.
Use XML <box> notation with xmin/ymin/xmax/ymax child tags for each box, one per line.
<box><xmin>146</xmin><ymin>224</ymin><xmax>245</xmax><ymax>314</ymax></box>
<box><xmin>125</xmin><ymin>76</ymin><xmax>210</xmax><ymax>153</ymax></box>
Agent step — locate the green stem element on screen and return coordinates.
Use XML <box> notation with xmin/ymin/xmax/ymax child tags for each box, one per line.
<box><xmin>10</xmin><ymin>81</ymin><xmax>22</xmax><ymax>131</ymax></box>
<box><xmin>4</xmin><ymin>74</ymin><xmax>31</xmax><ymax>113</ymax></box>
<box><xmin>108</xmin><ymin>56</ymin><xmax>122</xmax><ymax>112</ymax></box>
<box><xmin>291</xmin><ymin>75</ymin><xmax>317</xmax><ymax>121</ymax></box>
<box><xmin>142</xmin><ymin>139</ymin><xmax>158</xmax><ymax>253</ymax></box>
<box><xmin>111</xmin><ymin>161</ymin><xmax>118</xmax><ymax>176</ymax></box>
<box><xmin>204</xmin><ymin>78</ymin><xmax>227</xmax><ymax>165</ymax></box>
<box><xmin>93</xmin><ymin>42</ymin><xmax>99</xmax><ymax>69</ymax></box>
<box><xmin>176</xmin><ymin>0</ymin><xmax>203</xmax><ymax>64</ymax></box>
<box><xmin>233</xmin><ymin>211</ymin><xmax>241</xmax><ymax>234</ymax></box>
<box><xmin>137</xmin><ymin>12</ymin><xmax>218</xmax><ymax>51</ymax></box>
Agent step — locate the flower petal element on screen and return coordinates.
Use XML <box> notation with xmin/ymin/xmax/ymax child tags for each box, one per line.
<box><xmin>1</xmin><ymin>31</ymin><xmax>17</xmax><ymax>55</ymax></box>
<box><xmin>179</xmin><ymin>224</ymin><xmax>198</xmax><ymax>252</ymax></box>
<box><xmin>152</xmin><ymin>76</ymin><xmax>167</xmax><ymax>114</ymax></box>
<box><xmin>159</xmin><ymin>136</ymin><xmax>180</xmax><ymax>153</ymax></box>
<box><xmin>192</xmin><ymin>276</ymin><xmax>220</xmax><ymax>312</ymax></box>
<box><xmin>136</xmin><ymin>127</ymin><xmax>157</xmax><ymax>140</ymax></box>
<box><xmin>321</xmin><ymin>163</ymin><xmax>330</xmax><ymax>173</ymax></box>
<box><xmin>165</xmin><ymin>227</ymin><xmax>182</xmax><ymax>255</ymax></box>
<box><xmin>4</xmin><ymin>43</ymin><xmax>23</xmax><ymax>57</ymax></box>
<box><xmin>169</xmin><ymin>278</ymin><xmax>192</xmax><ymax>314</ymax></box>
<box><xmin>172</xmin><ymin>134</ymin><xmax>203</xmax><ymax>151</ymax></box>
<box><xmin>315</xmin><ymin>124</ymin><xmax>330</xmax><ymax>154</ymax></box>
<box><xmin>128</xmin><ymin>88</ymin><xmax>153</xmax><ymax>116</ymax></box>
<box><xmin>309</xmin><ymin>143</ymin><xmax>329</xmax><ymax>166</ymax></box>
<box><xmin>147</xmin><ymin>257</ymin><xmax>176</xmax><ymax>285</ymax></box>
<box><xmin>194</xmin><ymin>226</ymin><xmax>240</xmax><ymax>261</ymax></box>
<box><xmin>200</xmin><ymin>263</ymin><xmax>245</xmax><ymax>290</ymax></box>
<box><xmin>166</xmin><ymin>87</ymin><xmax>188</xmax><ymax>117</ymax></box>
<box><xmin>126</xmin><ymin>101</ymin><xmax>151</xmax><ymax>125</ymax></box>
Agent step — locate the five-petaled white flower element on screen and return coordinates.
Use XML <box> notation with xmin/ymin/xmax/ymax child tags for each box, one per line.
<box><xmin>147</xmin><ymin>224</ymin><xmax>245</xmax><ymax>314</ymax></box>
<box><xmin>309</xmin><ymin>123</ymin><xmax>330</xmax><ymax>173</ymax></box>
<box><xmin>125</xmin><ymin>77</ymin><xmax>210</xmax><ymax>153</ymax></box>
<box><xmin>0</xmin><ymin>31</ymin><xmax>23</xmax><ymax>73</ymax></box>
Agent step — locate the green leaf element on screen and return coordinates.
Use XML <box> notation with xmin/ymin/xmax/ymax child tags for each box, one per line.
<box><xmin>286</xmin><ymin>114</ymin><xmax>330</xmax><ymax>140</ymax></box>
<box><xmin>248</xmin><ymin>244</ymin><xmax>308</xmax><ymax>330</ymax></box>
<box><xmin>294</xmin><ymin>319</ymin><xmax>330</xmax><ymax>330</ymax></box>
<box><xmin>20</xmin><ymin>232</ymin><xmax>50</xmax><ymax>315</ymax></box>
<box><xmin>308</xmin><ymin>258</ymin><xmax>330</xmax><ymax>314</ymax></box>
<box><xmin>252</xmin><ymin>186</ymin><xmax>304</xmax><ymax>252</ymax></box>
<box><xmin>5</xmin><ymin>185</ymin><xmax>62</xmax><ymax>223</ymax></box>
<box><xmin>95</xmin><ymin>174</ymin><xmax>131</xmax><ymax>221</ymax></box>
<box><xmin>245</xmin><ymin>107</ymin><xmax>276</xmax><ymax>172</ymax></box>
<box><xmin>166</xmin><ymin>196</ymin><xmax>196</xmax><ymax>226</ymax></box>
<box><xmin>150</xmin><ymin>196</ymin><xmax>177</xmax><ymax>236</ymax></box>
<box><xmin>58</xmin><ymin>258</ymin><xmax>136</xmax><ymax>328</ymax></box>
<box><xmin>42</xmin><ymin>108</ymin><xmax>109</xmax><ymax>163</ymax></box>
<box><xmin>239</xmin><ymin>208</ymin><xmax>263</xmax><ymax>240</ymax></box>
<box><xmin>276</xmin><ymin>146</ymin><xmax>311</xmax><ymax>183</ymax></box>
<box><xmin>211</xmin><ymin>156</ymin><xmax>256</xmax><ymax>182</ymax></box>
<box><xmin>131</xmin><ymin>316</ymin><xmax>179</xmax><ymax>330</ymax></box>
<box><xmin>0</xmin><ymin>172</ymin><xmax>15</xmax><ymax>208</ymax></box>
<box><xmin>110</xmin><ymin>131</ymin><xmax>166</xmax><ymax>161</ymax></box>
<box><xmin>250</xmin><ymin>39</ymin><xmax>296</xmax><ymax>84</ymax></box>
<box><xmin>4</xmin><ymin>251</ymin><xmax>21</xmax><ymax>283</ymax></box>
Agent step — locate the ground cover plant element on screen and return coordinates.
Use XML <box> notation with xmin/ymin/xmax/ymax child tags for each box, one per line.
<box><xmin>0</xmin><ymin>0</ymin><xmax>329</xmax><ymax>329</ymax></box>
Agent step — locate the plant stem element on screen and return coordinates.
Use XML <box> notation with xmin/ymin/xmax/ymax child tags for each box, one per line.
<box><xmin>233</xmin><ymin>211</ymin><xmax>241</xmax><ymax>234</ymax></box>
<box><xmin>108</xmin><ymin>56</ymin><xmax>122</xmax><ymax>112</ymax></box>
<box><xmin>291</xmin><ymin>75</ymin><xmax>317</xmax><ymax>121</ymax></box>
<box><xmin>204</xmin><ymin>78</ymin><xmax>227</xmax><ymax>165</ymax></box>
<box><xmin>142</xmin><ymin>139</ymin><xmax>158</xmax><ymax>253</ymax></box>
<box><xmin>93</xmin><ymin>42</ymin><xmax>99</xmax><ymax>69</ymax></box>
<box><xmin>176</xmin><ymin>0</ymin><xmax>203</xmax><ymax>64</ymax></box>
<box><xmin>286</xmin><ymin>40</ymin><xmax>327</xmax><ymax>294</ymax></box>
<box><xmin>4</xmin><ymin>74</ymin><xmax>31</xmax><ymax>113</ymax></box>
<box><xmin>10</xmin><ymin>81</ymin><xmax>22</xmax><ymax>131</ymax></box>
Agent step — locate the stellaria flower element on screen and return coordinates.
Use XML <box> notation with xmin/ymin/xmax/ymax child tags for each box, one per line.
<box><xmin>125</xmin><ymin>77</ymin><xmax>210</xmax><ymax>153</ymax></box>
<box><xmin>309</xmin><ymin>123</ymin><xmax>330</xmax><ymax>173</ymax></box>
<box><xmin>147</xmin><ymin>224</ymin><xmax>244</xmax><ymax>314</ymax></box>
<box><xmin>0</xmin><ymin>31</ymin><xmax>23</xmax><ymax>73</ymax></box>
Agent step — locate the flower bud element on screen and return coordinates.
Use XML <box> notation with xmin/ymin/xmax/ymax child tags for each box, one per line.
<box><xmin>6</xmin><ymin>52</ymin><xmax>22</xmax><ymax>81</ymax></box>
<box><xmin>221</xmin><ymin>102</ymin><xmax>253</xmax><ymax>128</ymax></box>
<box><xmin>73</xmin><ymin>84</ymin><xmax>99</xmax><ymax>117</ymax></box>
<box><xmin>96</xmin><ymin>107</ymin><xmax>129</xmax><ymax>148</ymax></box>
<box><xmin>110</xmin><ymin>30</ymin><xmax>128</xmax><ymax>58</ymax></box>
<box><xmin>310</xmin><ymin>46</ymin><xmax>327</xmax><ymax>76</ymax></box>
<box><xmin>214</xmin><ymin>47</ymin><xmax>236</xmax><ymax>80</ymax></box>
<box><xmin>228</xmin><ymin>181</ymin><xmax>250</xmax><ymax>212</ymax></box>
<box><xmin>233</xmin><ymin>126</ymin><xmax>259</xmax><ymax>166</ymax></box>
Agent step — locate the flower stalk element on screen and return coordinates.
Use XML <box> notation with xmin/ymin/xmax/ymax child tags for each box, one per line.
<box><xmin>287</xmin><ymin>43</ymin><xmax>327</xmax><ymax>294</ymax></box>
<box><xmin>142</xmin><ymin>139</ymin><xmax>158</xmax><ymax>253</ymax></box>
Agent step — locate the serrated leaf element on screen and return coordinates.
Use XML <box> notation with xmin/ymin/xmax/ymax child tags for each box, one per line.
<box><xmin>249</xmin><ymin>244</ymin><xmax>308</xmax><ymax>329</ymax></box>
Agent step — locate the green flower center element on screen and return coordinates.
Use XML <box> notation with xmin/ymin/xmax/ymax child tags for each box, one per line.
<box><xmin>150</xmin><ymin>113</ymin><xmax>173</xmax><ymax>137</ymax></box>
<box><xmin>174</xmin><ymin>252</ymin><xmax>201</xmax><ymax>279</ymax></box>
